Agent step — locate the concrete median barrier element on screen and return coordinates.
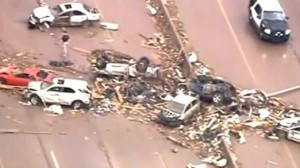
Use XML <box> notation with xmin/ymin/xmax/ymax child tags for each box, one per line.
<box><xmin>154</xmin><ymin>0</ymin><xmax>241</xmax><ymax>167</ymax></box>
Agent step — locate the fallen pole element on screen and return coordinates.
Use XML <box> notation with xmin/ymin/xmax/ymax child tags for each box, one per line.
<box><xmin>267</xmin><ymin>85</ymin><xmax>300</xmax><ymax>97</ymax></box>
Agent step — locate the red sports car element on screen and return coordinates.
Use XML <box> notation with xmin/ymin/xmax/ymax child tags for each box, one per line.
<box><xmin>0</xmin><ymin>65</ymin><xmax>55</xmax><ymax>86</ymax></box>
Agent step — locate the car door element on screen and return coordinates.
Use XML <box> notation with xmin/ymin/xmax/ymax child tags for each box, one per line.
<box><xmin>250</xmin><ymin>3</ymin><xmax>263</xmax><ymax>29</ymax></box>
<box><xmin>11</xmin><ymin>73</ymin><xmax>33</xmax><ymax>86</ymax></box>
<box><xmin>287</xmin><ymin>127</ymin><xmax>300</xmax><ymax>143</ymax></box>
<box><xmin>57</xmin><ymin>87</ymin><xmax>76</xmax><ymax>105</ymax></box>
<box><xmin>44</xmin><ymin>86</ymin><xmax>63</xmax><ymax>103</ymax></box>
<box><xmin>70</xmin><ymin>11</ymin><xmax>88</xmax><ymax>26</ymax></box>
<box><xmin>56</xmin><ymin>12</ymin><xmax>72</xmax><ymax>25</ymax></box>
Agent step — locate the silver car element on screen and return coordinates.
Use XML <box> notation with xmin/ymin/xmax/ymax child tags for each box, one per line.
<box><xmin>157</xmin><ymin>94</ymin><xmax>200</xmax><ymax>127</ymax></box>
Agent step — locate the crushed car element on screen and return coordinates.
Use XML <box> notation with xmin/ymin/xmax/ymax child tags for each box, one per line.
<box><xmin>0</xmin><ymin>65</ymin><xmax>54</xmax><ymax>86</ymax></box>
<box><xmin>156</xmin><ymin>94</ymin><xmax>200</xmax><ymax>127</ymax></box>
<box><xmin>23</xmin><ymin>78</ymin><xmax>92</xmax><ymax>109</ymax></box>
<box><xmin>187</xmin><ymin>75</ymin><xmax>237</xmax><ymax>105</ymax></box>
<box><xmin>28</xmin><ymin>2</ymin><xmax>101</xmax><ymax>29</ymax></box>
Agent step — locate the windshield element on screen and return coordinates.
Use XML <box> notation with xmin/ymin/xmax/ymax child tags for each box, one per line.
<box><xmin>166</xmin><ymin>101</ymin><xmax>186</xmax><ymax>114</ymax></box>
<box><xmin>37</xmin><ymin>70</ymin><xmax>49</xmax><ymax>79</ymax></box>
<box><xmin>263</xmin><ymin>11</ymin><xmax>285</xmax><ymax>21</ymax></box>
<box><xmin>83</xmin><ymin>4</ymin><xmax>91</xmax><ymax>11</ymax></box>
<box><xmin>41</xmin><ymin>81</ymin><xmax>53</xmax><ymax>90</ymax></box>
<box><xmin>51</xmin><ymin>5</ymin><xmax>62</xmax><ymax>15</ymax></box>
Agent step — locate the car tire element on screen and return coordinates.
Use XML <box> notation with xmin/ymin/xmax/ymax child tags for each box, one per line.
<box><xmin>81</xmin><ymin>21</ymin><xmax>91</xmax><ymax>28</ymax></box>
<box><xmin>259</xmin><ymin>32</ymin><xmax>265</xmax><ymax>40</ymax></box>
<box><xmin>72</xmin><ymin>100</ymin><xmax>84</xmax><ymax>109</ymax></box>
<box><xmin>95</xmin><ymin>58</ymin><xmax>107</xmax><ymax>70</ymax></box>
<box><xmin>27</xmin><ymin>23</ymin><xmax>36</xmax><ymax>29</ymax></box>
<box><xmin>30</xmin><ymin>95</ymin><xmax>42</xmax><ymax>106</ymax></box>
<box><xmin>212</xmin><ymin>92</ymin><xmax>224</xmax><ymax>105</ymax></box>
<box><xmin>175</xmin><ymin>84</ymin><xmax>188</xmax><ymax>95</ymax></box>
<box><xmin>41</xmin><ymin>21</ymin><xmax>51</xmax><ymax>29</ymax></box>
<box><xmin>0</xmin><ymin>78</ymin><xmax>7</xmax><ymax>84</ymax></box>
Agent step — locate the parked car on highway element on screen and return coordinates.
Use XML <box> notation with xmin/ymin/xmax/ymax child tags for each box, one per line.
<box><xmin>0</xmin><ymin>65</ymin><xmax>54</xmax><ymax>86</ymax></box>
<box><xmin>156</xmin><ymin>94</ymin><xmax>200</xmax><ymax>127</ymax></box>
<box><xmin>249</xmin><ymin>0</ymin><xmax>291</xmax><ymax>42</ymax></box>
<box><xmin>23</xmin><ymin>78</ymin><xmax>92</xmax><ymax>109</ymax></box>
<box><xmin>187</xmin><ymin>75</ymin><xmax>237</xmax><ymax>105</ymax></box>
<box><xmin>28</xmin><ymin>2</ymin><xmax>101</xmax><ymax>29</ymax></box>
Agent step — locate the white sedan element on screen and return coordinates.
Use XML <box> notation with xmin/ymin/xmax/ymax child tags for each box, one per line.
<box><xmin>28</xmin><ymin>2</ymin><xmax>101</xmax><ymax>29</ymax></box>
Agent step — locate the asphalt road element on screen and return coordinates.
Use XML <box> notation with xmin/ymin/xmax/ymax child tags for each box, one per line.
<box><xmin>174</xmin><ymin>0</ymin><xmax>300</xmax><ymax>167</ymax></box>
<box><xmin>0</xmin><ymin>0</ymin><xmax>200</xmax><ymax>168</ymax></box>
<box><xmin>0</xmin><ymin>0</ymin><xmax>157</xmax><ymax>72</ymax></box>
<box><xmin>0</xmin><ymin>93</ymin><xmax>199</xmax><ymax>168</ymax></box>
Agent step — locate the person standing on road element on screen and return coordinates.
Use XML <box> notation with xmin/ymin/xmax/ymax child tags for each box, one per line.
<box><xmin>61</xmin><ymin>28</ymin><xmax>70</xmax><ymax>58</ymax></box>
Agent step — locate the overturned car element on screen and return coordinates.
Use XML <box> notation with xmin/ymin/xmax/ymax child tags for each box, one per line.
<box><xmin>187</xmin><ymin>75</ymin><xmax>237</xmax><ymax>105</ymax></box>
<box><xmin>156</xmin><ymin>94</ymin><xmax>200</xmax><ymax>127</ymax></box>
<box><xmin>90</xmin><ymin>50</ymin><xmax>161</xmax><ymax>79</ymax></box>
<box><xmin>28</xmin><ymin>2</ymin><xmax>100</xmax><ymax>29</ymax></box>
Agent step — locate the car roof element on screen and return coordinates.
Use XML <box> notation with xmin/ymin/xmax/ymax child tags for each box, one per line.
<box><xmin>172</xmin><ymin>94</ymin><xmax>197</xmax><ymax>106</ymax></box>
<box><xmin>258</xmin><ymin>0</ymin><xmax>283</xmax><ymax>12</ymax></box>
<box><xmin>58</xmin><ymin>3</ymin><xmax>86</xmax><ymax>12</ymax></box>
<box><xmin>52</xmin><ymin>78</ymin><xmax>88</xmax><ymax>88</ymax></box>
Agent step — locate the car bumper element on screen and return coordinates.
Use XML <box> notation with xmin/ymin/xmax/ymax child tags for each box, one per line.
<box><xmin>156</xmin><ymin>113</ymin><xmax>182</xmax><ymax>127</ymax></box>
<box><xmin>262</xmin><ymin>33</ymin><xmax>290</xmax><ymax>43</ymax></box>
<box><xmin>28</xmin><ymin>14</ymin><xmax>38</xmax><ymax>25</ymax></box>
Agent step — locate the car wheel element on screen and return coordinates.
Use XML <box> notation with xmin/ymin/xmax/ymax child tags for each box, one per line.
<box><xmin>30</xmin><ymin>95</ymin><xmax>42</xmax><ymax>105</ymax></box>
<box><xmin>95</xmin><ymin>58</ymin><xmax>107</xmax><ymax>70</ymax></box>
<box><xmin>27</xmin><ymin>23</ymin><xmax>36</xmax><ymax>29</ymax></box>
<box><xmin>212</xmin><ymin>92</ymin><xmax>224</xmax><ymax>105</ymax></box>
<box><xmin>72</xmin><ymin>100</ymin><xmax>84</xmax><ymax>109</ymax></box>
<box><xmin>175</xmin><ymin>84</ymin><xmax>188</xmax><ymax>95</ymax></box>
<box><xmin>41</xmin><ymin>21</ymin><xmax>50</xmax><ymax>29</ymax></box>
<box><xmin>0</xmin><ymin>78</ymin><xmax>7</xmax><ymax>84</ymax></box>
<box><xmin>259</xmin><ymin>32</ymin><xmax>265</xmax><ymax>40</ymax></box>
<box><xmin>81</xmin><ymin>21</ymin><xmax>91</xmax><ymax>28</ymax></box>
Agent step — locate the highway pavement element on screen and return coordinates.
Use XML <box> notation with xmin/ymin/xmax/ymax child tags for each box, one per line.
<box><xmin>174</xmin><ymin>0</ymin><xmax>300</xmax><ymax>167</ymax></box>
<box><xmin>0</xmin><ymin>92</ymin><xmax>199</xmax><ymax>168</ymax></box>
<box><xmin>0</xmin><ymin>0</ymin><xmax>200</xmax><ymax>168</ymax></box>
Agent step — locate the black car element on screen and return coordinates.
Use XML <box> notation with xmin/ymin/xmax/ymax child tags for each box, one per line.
<box><xmin>187</xmin><ymin>75</ymin><xmax>237</xmax><ymax>105</ymax></box>
<box><xmin>249</xmin><ymin>0</ymin><xmax>291</xmax><ymax>42</ymax></box>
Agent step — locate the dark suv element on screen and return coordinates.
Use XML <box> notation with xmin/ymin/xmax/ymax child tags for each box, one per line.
<box><xmin>249</xmin><ymin>0</ymin><xmax>291</xmax><ymax>42</ymax></box>
<box><xmin>187</xmin><ymin>75</ymin><xmax>237</xmax><ymax>105</ymax></box>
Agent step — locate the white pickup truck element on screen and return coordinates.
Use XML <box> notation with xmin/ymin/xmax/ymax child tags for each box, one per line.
<box><xmin>28</xmin><ymin>2</ymin><xmax>101</xmax><ymax>29</ymax></box>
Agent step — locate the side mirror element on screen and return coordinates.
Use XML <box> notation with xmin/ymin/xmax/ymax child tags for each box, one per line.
<box><xmin>257</xmin><ymin>15</ymin><xmax>261</xmax><ymax>19</ymax></box>
<box><xmin>286</xmin><ymin>16</ymin><xmax>290</xmax><ymax>20</ymax></box>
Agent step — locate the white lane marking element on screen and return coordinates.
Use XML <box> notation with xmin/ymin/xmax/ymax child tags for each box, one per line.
<box><xmin>0</xmin><ymin>157</ymin><xmax>5</xmax><ymax>168</ymax></box>
<box><xmin>217</xmin><ymin>0</ymin><xmax>257</xmax><ymax>85</ymax></box>
<box><xmin>154</xmin><ymin>152</ymin><xmax>168</xmax><ymax>168</ymax></box>
<box><xmin>50</xmin><ymin>150</ymin><xmax>60</xmax><ymax>168</ymax></box>
<box><xmin>283</xmin><ymin>141</ymin><xmax>299</xmax><ymax>168</ymax></box>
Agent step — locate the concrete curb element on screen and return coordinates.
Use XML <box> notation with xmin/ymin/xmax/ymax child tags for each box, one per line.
<box><xmin>154</xmin><ymin>0</ymin><xmax>240</xmax><ymax>167</ymax></box>
<box><xmin>153</xmin><ymin>0</ymin><xmax>192</xmax><ymax>77</ymax></box>
<box><xmin>220</xmin><ymin>137</ymin><xmax>240</xmax><ymax>168</ymax></box>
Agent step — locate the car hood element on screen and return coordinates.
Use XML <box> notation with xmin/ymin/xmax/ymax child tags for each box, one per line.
<box><xmin>27</xmin><ymin>81</ymin><xmax>42</xmax><ymax>91</ymax></box>
<box><xmin>33</xmin><ymin>6</ymin><xmax>53</xmax><ymax>19</ymax></box>
<box><xmin>262</xmin><ymin>20</ymin><xmax>289</xmax><ymax>31</ymax></box>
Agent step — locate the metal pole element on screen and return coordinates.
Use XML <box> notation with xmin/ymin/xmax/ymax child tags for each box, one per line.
<box><xmin>267</xmin><ymin>85</ymin><xmax>300</xmax><ymax>97</ymax></box>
